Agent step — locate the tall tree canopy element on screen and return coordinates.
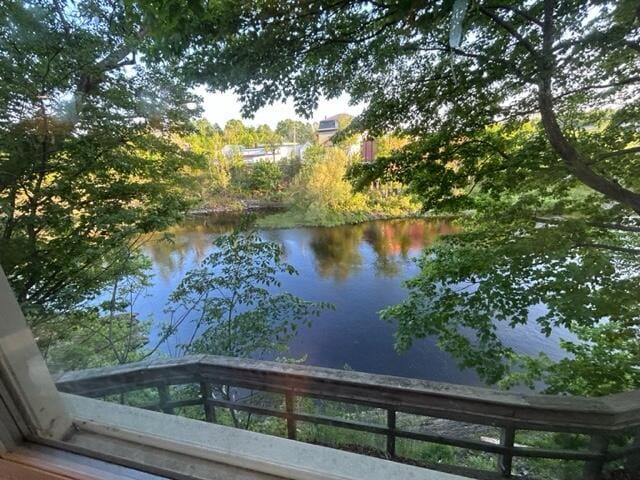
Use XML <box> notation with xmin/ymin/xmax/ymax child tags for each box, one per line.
<box><xmin>0</xmin><ymin>1</ymin><xmax>202</xmax><ymax>321</ymax></box>
<box><xmin>275</xmin><ymin>119</ymin><xmax>316</xmax><ymax>144</ymax></box>
<box><xmin>135</xmin><ymin>0</ymin><xmax>640</xmax><ymax>394</ymax></box>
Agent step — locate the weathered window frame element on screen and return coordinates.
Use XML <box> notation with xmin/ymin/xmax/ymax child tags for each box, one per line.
<box><xmin>0</xmin><ymin>267</ymin><xmax>72</xmax><ymax>449</ymax></box>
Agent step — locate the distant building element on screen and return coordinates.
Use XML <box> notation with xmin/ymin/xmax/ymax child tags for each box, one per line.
<box><xmin>316</xmin><ymin>115</ymin><xmax>370</xmax><ymax>159</ymax></box>
<box><xmin>223</xmin><ymin>143</ymin><xmax>309</xmax><ymax>164</ymax></box>
<box><xmin>316</xmin><ymin>119</ymin><xmax>339</xmax><ymax>145</ymax></box>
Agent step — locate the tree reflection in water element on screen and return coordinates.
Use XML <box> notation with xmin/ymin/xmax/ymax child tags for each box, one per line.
<box><xmin>144</xmin><ymin>215</ymin><xmax>250</xmax><ymax>279</ymax></box>
<box><xmin>309</xmin><ymin>225</ymin><xmax>365</xmax><ymax>281</ymax></box>
<box><xmin>143</xmin><ymin>215</ymin><xmax>459</xmax><ymax>283</ymax></box>
<box><xmin>309</xmin><ymin>219</ymin><xmax>459</xmax><ymax>280</ymax></box>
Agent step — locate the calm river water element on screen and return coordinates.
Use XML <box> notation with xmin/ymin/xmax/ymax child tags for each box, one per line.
<box><xmin>136</xmin><ymin>216</ymin><xmax>568</xmax><ymax>386</ymax></box>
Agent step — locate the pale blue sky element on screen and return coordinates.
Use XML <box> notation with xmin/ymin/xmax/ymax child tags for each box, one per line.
<box><xmin>197</xmin><ymin>87</ymin><xmax>364</xmax><ymax>128</ymax></box>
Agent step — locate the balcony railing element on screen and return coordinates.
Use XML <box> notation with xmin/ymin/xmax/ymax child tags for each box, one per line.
<box><xmin>55</xmin><ymin>355</ymin><xmax>640</xmax><ymax>479</ymax></box>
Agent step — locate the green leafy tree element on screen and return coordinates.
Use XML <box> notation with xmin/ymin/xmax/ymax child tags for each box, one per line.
<box><xmin>301</xmin><ymin>144</ymin><xmax>326</xmax><ymax>164</ymax></box>
<box><xmin>0</xmin><ymin>1</ymin><xmax>202</xmax><ymax>332</ymax></box>
<box><xmin>183</xmin><ymin>119</ymin><xmax>233</xmax><ymax>193</ymax></box>
<box><xmin>255</xmin><ymin>123</ymin><xmax>281</xmax><ymax>144</ymax></box>
<box><xmin>276</xmin><ymin>119</ymin><xmax>315</xmax><ymax>144</ymax></box>
<box><xmin>255</xmin><ymin>124</ymin><xmax>283</xmax><ymax>161</ymax></box>
<box><xmin>166</xmin><ymin>228</ymin><xmax>330</xmax><ymax>358</ymax></box>
<box><xmin>135</xmin><ymin>0</ymin><xmax>640</xmax><ymax>394</ymax></box>
<box><xmin>375</xmin><ymin>134</ymin><xmax>408</xmax><ymax>158</ymax></box>
<box><xmin>377</xmin><ymin>118</ymin><xmax>640</xmax><ymax>395</ymax></box>
<box><xmin>223</xmin><ymin>119</ymin><xmax>257</xmax><ymax>147</ymax></box>
<box><xmin>161</xmin><ymin>226</ymin><xmax>331</xmax><ymax>429</ymax></box>
<box><xmin>245</xmin><ymin>160</ymin><xmax>283</xmax><ymax>193</ymax></box>
<box><xmin>44</xmin><ymin>262</ymin><xmax>155</xmax><ymax>372</ymax></box>
<box><xmin>293</xmin><ymin>148</ymin><xmax>367</xmax><ymax>218</ymax></box>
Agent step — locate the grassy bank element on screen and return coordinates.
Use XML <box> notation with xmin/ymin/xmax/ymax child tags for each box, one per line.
<box><xmin>255</xmin><ymin>191</ymin><xmax>426</xmax><ymax>228</ymax></box>
<box><xmin>255</xmin><ymin>208</ymin><xmax>424</xmax><ymax>229</ymax></box>
<box><xmin>190</xmin><ymin>191</ymin><xmax>286</xmax><ymax>215</ymax></box>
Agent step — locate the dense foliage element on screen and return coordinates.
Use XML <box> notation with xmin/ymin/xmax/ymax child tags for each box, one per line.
<box><xmin>257</xmin><ymin>145</ymin><xmax>419</xmax><ymax>228</ymax></box>
<box><xmin>134</xmin><ymin>0</ymin><xmax>640</xmax><ymax>394</ymax></box>
<box><xmin>181</xmin><ymin>118</ymin><xmax>312</xmax><ymax>204</ymax></box>
<box><xmin>245</xmin><ymin>160</ymin><xmax>283</xmax><ymax>193</ymax></box>
<box><xmin>180</xmin><ymin>116</ymin><xmax>418</xmax><ymax>225</ymax></box>
<box><xmin>0</xmin><ymin>0</ymin><xmax>202</xmax><ymax>349</ymax></box>
<box><xmin>44</xmin><ymin>262</ymin><xmax>156</xmax><ymax>372</ymax></box>
<box><xmin>165</xmin><ymin>228</ymin><xmax>330</xmax><ymax>357</ymax></box>
<box><xmin>276</xmin><ymin>119</ymin><xmax>316</xmax><ymax>144</ymax></box>
<box><xmin>294</xmin><ymin>148</ymin><xmax>368</xmax><ymax>217</ymax></box>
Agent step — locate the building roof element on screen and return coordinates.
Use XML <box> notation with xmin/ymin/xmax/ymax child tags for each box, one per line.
<box><xmin>242</xmin><ymin>148</ymin><xmax>269</xmax><ymax>157</ymax></box>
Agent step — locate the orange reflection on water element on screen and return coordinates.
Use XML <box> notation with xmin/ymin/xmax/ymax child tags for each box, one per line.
<box><xmin>144</xmin><ymin>217</ymin><xmax>460</xmax><ymax>282</ymax></box>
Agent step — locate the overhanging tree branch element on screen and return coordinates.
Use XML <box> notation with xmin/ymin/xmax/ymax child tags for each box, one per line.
<box><xmin>534</xmin><ymin>217</ymin><xmax>640</xmax><ymax>234</ymax></box>
<box><xmin>484</xmin><ymin>4</ymin><xmax>543</xmax><ymax>28</ymax></box>
<box><xmin>591</xmin><ymin>146</ymin><xmax>640</xmax><ymax>164</ymax></box>
<box><xmin>536</xmin><ymin>0</ymin><xmax>640</xmax><ymax>215</ymax></box>
<box><xmin>556</xmin><ymin>76</ymin><xmax>640</xmax><ymax>101</ymax></box>
<box><xmin>478</xmin><ymin>6</ymin><xmax>540</xmax><ymax>59</ymax></box>
<box><xmin>573</xmin><ymin>243</ymin><xmax>640</xmax><ymax>255</ymax></box>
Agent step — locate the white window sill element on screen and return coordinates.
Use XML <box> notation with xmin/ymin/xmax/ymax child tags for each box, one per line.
<box><xmin>59</xmin><ymin>393</ymin><xmax>469</xmax><ymax>480</ymax></box>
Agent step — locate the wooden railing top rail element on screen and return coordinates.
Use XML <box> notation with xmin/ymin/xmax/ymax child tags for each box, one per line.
<box><xmin>55</xmin><ymin>355</ymin><xmax>640</xmax><ymax>435</ymax></box>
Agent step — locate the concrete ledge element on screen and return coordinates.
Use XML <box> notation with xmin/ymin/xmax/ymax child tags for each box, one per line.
<box><xmin>62</xmin><ymin>393</ymin><xmax>469</xmax><ymax>480</ymax></box>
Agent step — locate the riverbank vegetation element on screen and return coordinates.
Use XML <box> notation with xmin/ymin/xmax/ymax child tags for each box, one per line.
<box><xmin>179</xmin><ymin>118</ymin><xmax>308</xmax><ymax>210</ymax></box>
<box><xmin>256</xmin><ymin>146</ymin><xmax>420</xmax><ymax>228</ymax></box>
<box><xmin>181</xmin><ymin>117</ymin><xmax>420</xmax><ymax>227</ymax></box>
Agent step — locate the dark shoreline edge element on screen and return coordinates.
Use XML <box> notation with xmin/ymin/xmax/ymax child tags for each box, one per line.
<box><xmin>187</xmin><ymin>204</ymin><xmax>459</xmax><ymax>230</ymax></box>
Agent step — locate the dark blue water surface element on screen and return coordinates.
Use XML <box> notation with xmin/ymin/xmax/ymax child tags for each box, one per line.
<box><xmin>135</xmin><ymin>216</ymin><xmax>569</xmax><ymax>386</ymax></box>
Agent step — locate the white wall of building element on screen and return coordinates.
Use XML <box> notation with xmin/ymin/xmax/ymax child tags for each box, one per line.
<box><xmin>223</xmin><ymin>143</ymin><xmax>311</xmax><ymax>164</ymax></box>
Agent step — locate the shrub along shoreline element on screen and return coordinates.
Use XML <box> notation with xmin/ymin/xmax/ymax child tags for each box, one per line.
<box><xmin>184</xmin><ymin>136</ymin><xmax>428</xmax><ymax>230</ymax></box>
<box><xmin>255</xmin><ymin>208</ymin><xmax>423</xmax><ymax>229</ymax></box>
<box><xmin>188</xmin><ymin>201</ymin><xmax>458</xmax><ymax>230</ymax></box>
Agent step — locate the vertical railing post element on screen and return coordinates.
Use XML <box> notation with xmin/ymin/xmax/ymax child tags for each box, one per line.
<box><xmin>386</xmin><ymin>409</ymin><xmax>396</xmax><ymax>458</ymax></box>
<box><xmin>583</xmin><ymin>434</ymin><xmax>609</xmax><ymax>480</ymax></box>
<box><xmin>626</xmin><ymin>430</ymin><xmax>640</xmax><ymax>474</ymax></box>
<box><xmin>200</xmin><ymin>382</ymin><xmax>216</xmax><ymax>423</ymax></box>
<box><xmin>285</xmin><ymin>391</ymin><xmax>296</xmax><ymax>440</ymax></box>
<box><xmin>157</xmin><ymin>384</ymin><xmax>174</xmax><ymax>415</ymax></box>
<box><xmin>498</xmin><ymin>426</ymin><xmax>515</xmax><ymax>477</ymax></box>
